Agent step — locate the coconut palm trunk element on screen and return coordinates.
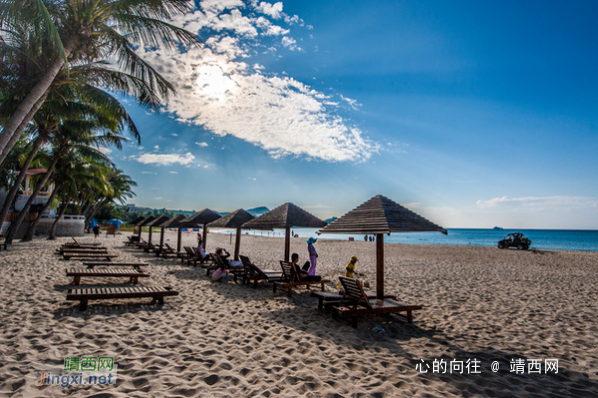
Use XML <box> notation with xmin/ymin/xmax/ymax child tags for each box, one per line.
<box><xmin>0</xmin><ymin>133</ymin><xmax>46</xmax><ymax>233</ymax></box>
<box><xmin>48</xmin><ymin>195</ymin><xmax>69</xmax><ymax>240</ymax></box>
<box><xmin>21</xmin><ymin>182</ymin><xmax>62</xmax><ymax>241</ymax></box>
<box><xmin>0</xmin><ymin>39</ymin><xmax>76</xmax><ymax>162</ymax></box>
<box><xmin>4</xmin><ymin>155</ymin><xmax>59</xmax><ymax>244</ymax></box>
<box><xmin>85</xmin><ymin>197</ymin><xmax>110</xmax><ymax>229</ymax></box>
<box><xmin>0</xmin><ymin>93</ymin><xmax>49</xmax><ymax>170</ymax></box>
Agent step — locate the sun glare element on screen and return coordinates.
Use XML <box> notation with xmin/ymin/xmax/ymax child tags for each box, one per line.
<box><xmin>195</xmin><ymin>64</ymin><xmax>239</xmax><ymax>105</ymax></box>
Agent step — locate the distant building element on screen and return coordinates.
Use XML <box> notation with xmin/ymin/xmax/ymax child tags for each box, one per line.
<box><xmin>0</xmin><ymin>169</ymin><xmax>54</xmax><ymax>212</ymax></box>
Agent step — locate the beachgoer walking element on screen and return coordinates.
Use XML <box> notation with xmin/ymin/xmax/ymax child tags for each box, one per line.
<box><xmin>345</xmin><ymin>256</ymin><xmax>360</xmax><ymax>278</ymax></box>
<box><xmin>306</xmin><ymin>237</ymin><xmax>318</xmax><ymax>276</ymax></box>
<box><xmin>93</xmin><ymin>225</ymin><xmax>100</xmax><ymax>239</ymax></box>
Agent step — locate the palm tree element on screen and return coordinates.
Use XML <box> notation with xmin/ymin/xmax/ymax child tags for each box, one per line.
<box><xmin>43</xmin><ymin>152</ymin><xmax>112</xmax><ymax>240</ymax></box>
<box><xmin>84</xmin><ymin>169</ymin><xmax>137</xmax><ymax>230</ymax></box>
<box><xmin>0</xmin><ymin>0</ymin><xmax>200</xmax><ymax>163</ymax></box>
<box><xmin>0</xmin><ymin>80</ymin><xmax>140</xmax><ymax>235</ymax></box>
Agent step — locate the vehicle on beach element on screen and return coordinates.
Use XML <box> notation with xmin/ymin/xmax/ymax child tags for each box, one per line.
<box><xmin>497</xmin><ymin>232</ymin><xmax>531</xmax><ymax>250</ymax></box>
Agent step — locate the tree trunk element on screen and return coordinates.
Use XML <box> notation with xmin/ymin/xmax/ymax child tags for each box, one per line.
<box><xmin>48</xmin><ymin>195</ymin><xmax>69</xmax><ymax>240</ymax></box>
<box><xmin>21</xmin><ymin>182</ymin><xmax>62</xmax><ymax>241</ymax></box>
<box><xmin>0</xmin><ymin>92</ymin><xmax>49</xmax><ymax>170</ymax></box>
<box><xmin>85</xmin><ymin>197</ymin><xmax>110</xmax><ymax>229</ymax></box>
<box><xmin>0</xmin><ymin>38</ymin><xmax>76</xmax><ymax>161</ymax></box>
<box><xmin>4</xmin><ymin>155</ymin><xmax>59</xmax><ymax>244</ymax></box>
<box><xmin>0</xmin><ymin>134</ymin><xmax>46</xmax><ymax>234</ymax></box>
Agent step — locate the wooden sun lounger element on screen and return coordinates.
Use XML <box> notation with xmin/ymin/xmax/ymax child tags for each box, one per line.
<box><xmin>66</xmin><ymin>286</ymin><xmax>179</xmax><ymax>311</ymax></box>
<box><xmin>207</xmin><ymin>253</ymin><xmax>244</xmax><ymax>282</ymax></box>
<box><xmin>63</xmin><ymin>252</ymin><xmax>119</xmax><ymax>261</ymax></box>
<box><xmin>273</xmin><ymin>261</ymin><xmax>330</xmax><ymax>297</ymax></box>
<box><xmin>311</xmin><ymin>290</ymin><xmax>396</xmax><ymax>310</ymax></box>
<box><xmin>240</xmin><ymin>255</ymin><xmax>282</xmax><ymax>287</ymax></box>
<box><xmin>82</xmin><ymin>262</ymin><xmax>148</xmax><ymax>270</ymax></box>
<box><xmin>332</xmin><ymin>277</ymin><xmax>423</xmax><ymax>328</ymax></box>
<box><xmin>69</xmin><ymin>237</ymin><xmax>102</xmax><ymax>247</ymax></box>
<box><xmin>57</xmin><ymin>246</ymin><xmax>108</xmax><ymax>254</ymax></box>
<box><xmin>124</xmin><ymin>235</ymin><xmax>140</xmax><ymax>246</ymax></box>
<box><xmin>66</xmin><ymin>268</ymin><xmax>150</xmax><ymax>285</ymax></box>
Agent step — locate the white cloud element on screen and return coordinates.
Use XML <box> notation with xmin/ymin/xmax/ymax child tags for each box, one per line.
<box><xmin>169</xmin><ymin>171</ymin><xmax>179</xmax><ymax>174</ymax></box>
<box><xmin>255</xmin><ymin>1</ymin><xmax>283</xmax><ymax>19</ymax></box>
<box><xmin>141</xmin><ymin>171</ymin><xmax>158</xmax><ymax>175</ymax></box>
<box><xmin>195</xmin><ymin>142</ymin><xmax>209</xmax><ymax>147</ymax></box>
<box><xmin>136</xmin><ymin>1</ymin><xmax>377</xmax><ymax>162</ymax></box>
<box><xmin>281</xmin><ymin>36</ymin><xmax>298</xmax><ymax>51</ymax></box>
<box><xmin>98</xmin><ymin>146</ymin><xmax>112</xmax><ymax>155</ymax></box>
<box><xmin>136</xmin><ymin>152</ymin><xmax>196</xmax><ymax>166</ymax></box>
<box><xmin>171</xmin><ymin>133</ymin><xmax>179</xmax><ymax>137</ymax></box>
<box><xmin>154</xmin><ymin>145</ymin><xmax>160</xmax><ymax>150</ymax></box>
<box><xmin>476</xmin><ymin>196</ymin><xmax>598</xmax><ymax>210</ymax></box>
<box><xmin>154</xmin><ymin>197</ymin><xmax>163</xmax><ymax>200</ymax></box>
<box><xmin>341</xmin><ymin>94</ymin><xmax>361</xmax><ymax>110</ymax></box>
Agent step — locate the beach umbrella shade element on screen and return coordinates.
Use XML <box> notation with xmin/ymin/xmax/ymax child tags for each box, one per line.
<box><xmin>106</xmin><ymin>219</ymin><xmax>124</xmax><ymax>229</ymax></box>
<box><xmin>179</xmin><ymin>209</ymin><xmax>222</xmax><ymax>249</ymax></box>
<box><xmin>242</xmin><ymin>202</ymin><xmax>326</xmax><ymax>262</ymax></box>
<box><xmin>160</xmin><ymin>214</ymin><xmax>186</xmax><ymax>252</ymax></box>
<box><xmin>145</xmin><ymin>215</ymin><xmax>170</xmax><ymax>245</ymax></box>
<box><xmin>318</xmin><ymin>195</ymin><xmax>447</xmax><ymax>299</ymax></box>
<box><xmin>207</xmin><ymin>209</ymin><xmax>255</xmax><ymax>260</ymax></box>
<box><xmin>136</xmin><ymin>216</ymin><xmax>156</xmax><ymax>239</ymax></box>
<box><xmin>129</xmin><ymin>216</ymin><xmax>146</xmax><ymax>226</ymax></box>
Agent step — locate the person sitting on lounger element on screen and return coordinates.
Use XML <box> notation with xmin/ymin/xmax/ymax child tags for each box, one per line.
<box><xmin>290</xmin><ymin>253</ymin><xmax>321</xmax><ymax>282</ymax></box>
<box><xmin>215</xmin><ymin>247</ymin><xmax>242</xmax><ymax>268</ymax></box>
<box><xmin>197</xmin><ymin>245</ymin><xmax>208</xmax><ymax>260</ymax></box>
<box><xmin>212</xmin><ymin>262</ymin><xmax>229</xmax><ymax>283</ymax></box>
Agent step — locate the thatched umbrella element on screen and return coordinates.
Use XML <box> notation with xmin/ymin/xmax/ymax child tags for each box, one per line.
<box><xmin>160</xmin><ymin>214</ymin><xmax>186</xmax><ymax>252</ymax></box>
<box><xmin>136</xmin><ymin>216</ymin><xmax>156</xmax><ymax>240</ymax></box>
<box><xmin>242</xmin><ymin>202</ymin><xmax>326</xmax><ymax>262</ymax></box>
<box><xmin>319</xmin><ymin>195</ymin><xmax>447</xmax><ymax>299</ymax></box>
<box><xmin>207</xmin><ymin>209</ymin><xmax>255</xmax><ymax>260</ymax></box>
<box><xmin>129</xmin><ymin>216</ymin><xmax>146</xmax><ymax>226</ymax></box>
<box><xmin>145</xmin><ymin>215</ymin><xmax>170</xmax><ymax>245</ymax></box>
<box><xmin>179</xmin><ymin>209</ymin><xmax>221</xmax><ymax>249</ymax></box>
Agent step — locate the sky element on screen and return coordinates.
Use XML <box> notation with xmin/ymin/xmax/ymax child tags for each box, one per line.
<box><xmin>105</xmin><ymin>0</ymin><xmax>598</xmax><ymax>229</ymax></box>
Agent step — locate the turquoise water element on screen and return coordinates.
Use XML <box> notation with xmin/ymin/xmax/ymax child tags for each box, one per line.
<box><xmin>236</xmin><ymin>228</ymin><xmax>598</xmax><ymax>252</ymax></box>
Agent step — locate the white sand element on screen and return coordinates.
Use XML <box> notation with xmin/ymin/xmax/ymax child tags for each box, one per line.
<box><xmin>1</xmin><ymin>230</ymin><xmax>597</xmax><ymax>397</ymax></box>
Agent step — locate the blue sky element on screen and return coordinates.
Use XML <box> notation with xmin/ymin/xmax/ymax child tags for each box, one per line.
<box><xmin>105</xmin><ymin>0</ymin><xmax>598</xmax><ymax>229</ymax></box>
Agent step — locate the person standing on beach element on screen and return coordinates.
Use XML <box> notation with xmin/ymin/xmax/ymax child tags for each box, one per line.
<box><xmin>306</xmin><ymin>237</ymin><xmax>318</xmax><ymax>276</ymax></box>
<box><xmin>346</xmin><ymin>256</ymin><xmax>360</xmax><ymax>278</ymax></box>
<box><xmin>197</xmin><ymin>231</ymin><xmax>202</xmax><ymax>246</ymax></box>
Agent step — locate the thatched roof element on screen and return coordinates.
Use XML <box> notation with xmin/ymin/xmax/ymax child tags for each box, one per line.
<box><xmin>319</xmin><ymin>195</ymin><xmax>447</xmax><ymax>235</ymax></box>
<box><xmin>208</xmin><ymin>209</ymin><xmax>254</xmax><ymax>229</ymax></box>
<box><xmin>179</xmin><ymin>208</ymin><xmax>221</xmax><ymax>227</ymax></box>
<box><xmin>146</xmin><ymin>215</ymin><xmax>170</xmax><ymax>228</ymax></box>
<box><xmin>242</xmin><ymin>202</ymin><xmax>326</xmax><ymax>230</ymax></box>
<box><xmin>136</xmin><ymin>216</ymin><xmax>156</xmax><ymax>227</ymax></box>
<box><xmin>159</xmin><ymin>214</ymin><xmax>186</xmax><ymax>228</ymax></box>
<box><xmin>129</xmin><ymin>216</ymin><xmax>146</xmax><ymax>225</ymax></box>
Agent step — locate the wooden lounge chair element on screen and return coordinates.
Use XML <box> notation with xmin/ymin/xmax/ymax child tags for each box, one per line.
<box><xmin>57</xmin><ymin>246</ymin><xmax>108</xmax><ymax>254</ymax></box>
<box><xmin>332</xmin><ymin>277</ymin><xmax>423</xmax><ymax>328</ymax></box>
<box><xmin>124</xmin><ymin>235</ymin><xmax>140</xmax><ymax>246</ymax></box>
<box><xmin>240</xmin><ymin>255</ymin><xmax>282</xmax><ymax>287</ymax></box>
<box><xmin>63</xmin><ymin>251</ymin><xmax>118</xmax><ymax>261</ymax></box>
<box><xmin>64</xmin><ymin>237</ymin><xmax>102</xmax><ymax>247</ymax></box>
<box><xmin>273</xmin><ymin>261</ymin><xmax>330</xmax><ymax>297</ymax></box>
<box><xmin>66</xmin><ymin>268</ymin><xmax>150</xmax><ymax>285</ymax></box>
<box><xmin>311</xmin><ymin>290</ymin><xmax>396</xmax><ymax>310</ymax></box>
<box><xmin>207</xmin><ymin>253</ymin><xmax>244</xmax><ymax>282</ymax></box>
<box><xmin>82</xmin><ymin>262</ymin><xmax>148</xmax><ymax>270</ymax></box>
<box><xmin>159</xmin><ymin>243</ymin><xmax>177</xmax><ymax>258</ymax></box>
<box><xmin>66</xmin><ymin>286</ymin><xmax>179</xmax><ymax>311</ymax></box>
<box><xmin>189</xmin><ymin>247</ymin><xmax>214</xmax><ymax>267</ymax></box>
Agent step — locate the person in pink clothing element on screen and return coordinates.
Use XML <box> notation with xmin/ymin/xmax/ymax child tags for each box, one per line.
<box><xmin>306</xmin><ymin>237</ymin><xmax>318</xmax><ymax>276</ymax></box>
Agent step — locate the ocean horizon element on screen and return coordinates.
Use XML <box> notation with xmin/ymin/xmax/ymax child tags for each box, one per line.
<box><xmin>213</xmin><ymin>228</ymin><xmax>598</xmax><ymax>252</ymax></box>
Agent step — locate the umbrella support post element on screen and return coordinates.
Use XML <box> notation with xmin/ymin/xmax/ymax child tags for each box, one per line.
<box><xmin>376</xmin><ymin>233</ymin><xmax>384</xmax><ymax>300</ymax></box>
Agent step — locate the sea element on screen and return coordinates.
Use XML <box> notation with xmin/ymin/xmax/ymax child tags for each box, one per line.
<box><xmin>224</xmin><ymin>228</ymin><xmax>598</xmax><ymax>252</ymax></box>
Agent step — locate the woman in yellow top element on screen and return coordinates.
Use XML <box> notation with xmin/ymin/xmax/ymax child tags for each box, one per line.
<box><xmin>345</xmin><ymin>256</ymin><xmax>359</xmax><ymax>277</ymax></box>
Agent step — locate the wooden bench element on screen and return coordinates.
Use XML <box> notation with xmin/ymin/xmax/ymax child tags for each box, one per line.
<box><xmin>57</xmin><ymin>247</ymin><xmax>108</xmax><ymax>254</ymax></box>
<box><xmin>332</xmin><ymin>277</ymin><xmax>423</xmax><ymax>328</ymax></box>
<box><xmin>66</xmin><ymin>286</ymin><xmax>179</xmax><ymax>311</ymax></box>
<box><xmin>273</xmin><ymin>261</ymin><xmax>330</xmax><ymax>297</ymax></box>
<box><xmin>66</xmin><ymin>268</ymin><xmax>150</xmax><ymax>285</ymax></box>
<box><xmin>83</xmin><ymin>262</ymin><xmax>148</xmax><ymax>270</ymax></box>
<box><xmin>63</xmin><ymin>253</ymin><xmax>119</xmax><ymax>261</ymax></box>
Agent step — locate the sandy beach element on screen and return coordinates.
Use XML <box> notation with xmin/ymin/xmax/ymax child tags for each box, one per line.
<box><xmin>1</xmin><ymin>231</ymin><xmax>597</xmax><ymax>397</ymax></box>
